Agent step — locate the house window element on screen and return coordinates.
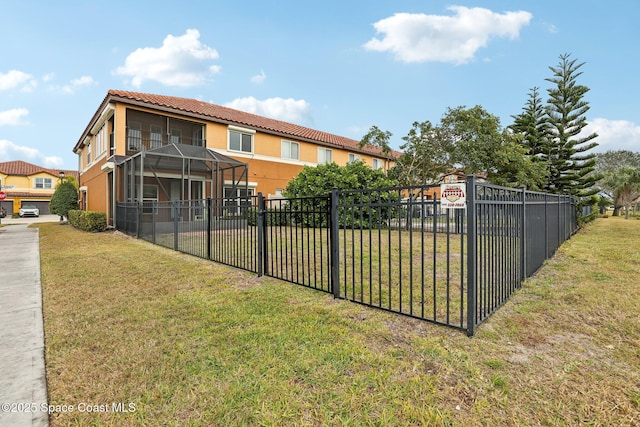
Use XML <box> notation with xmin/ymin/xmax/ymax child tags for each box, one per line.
<box><xmin>35</xmin><ymin>178</ymin><xmax>53</xmax><ymax>189</ymax></box>
<box><xmin>372</xmin><ymin>158</ymin><xmax>383</xmax><ymax>170</ymax></box>
<box><xmin>223</xmin><ymin>187</ymin><xmax>254</xmax><ymax>216</ymax></box>
<box><xmin>170</xmin><ymin>129</ymin><xmax>181</xmax><ymax>144</ymax></box>
<box><xmin>229</xmin><ymin>130</ymin><xmax>253</xmax><ymax>153</ymax></box>
<box><xmin>281</xmin><ymin>140</ymin><xmax>299</xmax><ymax>160</ymax></box>
<box><xmin>93</xmin><ymin>123</ymin><xmax>108</xmax><ymax>157</ymax></box>
<box><xmin>142</xmin><ymin>185</ymin><xmax>158</xmax><ymax>214</ymax></box>
<box><xmin>127</xmin><ymin>123</ymin><xmax>142</xmax><ymax>150</ymax></box>
<box><xmin>348</xmin><ymin>153</ymin><xmax>361</xmax><ymax>163</ymax></box>
<box><xmin>86</xmin><ymin>143</ymin><xmax>91</xmax><ymax>166</ymax></box>
<box><xmin>318</xmin><ymin>147</ymin><xmax>332</xmax><ymax>164</ymax></box>
<box><xmin>150</xmin><ymin>125</ymin><xmax>163</xmax><ymax>149</ymax></box>
<box><xmin>193</xmin><ymin>128</ymin><xmax>204</xmax><ymax>147</ymax></box>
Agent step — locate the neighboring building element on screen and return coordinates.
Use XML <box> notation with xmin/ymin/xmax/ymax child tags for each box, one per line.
<box><xmin>0</xmin><ymin>160</ymin><xmax>78</xmax><ymax>216</ymax></box>
<box><xmin>73</xmin><ymin>90</ymin><xmax>397</xmax><ymax>226</ymax></box>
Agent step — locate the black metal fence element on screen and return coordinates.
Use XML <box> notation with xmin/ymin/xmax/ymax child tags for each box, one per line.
<box><xmin>115</xmin><ymin>177</ymin><xmax>578</xmax><ymax>336</ymax></box>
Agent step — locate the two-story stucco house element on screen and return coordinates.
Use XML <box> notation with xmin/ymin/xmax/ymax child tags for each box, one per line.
<box><xmin>0</xmin><ymin>160</ymin><xmax>78</xmax><ymax>216</ymax></box>
<box><xmin>73</xmin><ymin>90</ymin><xmax>396</xmax><ymax>226</ymax></box>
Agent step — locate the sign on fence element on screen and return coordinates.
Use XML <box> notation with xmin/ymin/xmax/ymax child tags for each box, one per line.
<box><xmin>440</xmin><ymin>183</ymin><xmax>466</xmax><ymax>209</ymax></box>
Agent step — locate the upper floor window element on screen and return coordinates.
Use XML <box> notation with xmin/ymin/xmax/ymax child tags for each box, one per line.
<box><xmin>127</xmin><ymin>122</ymin><xmax>142</xmax><ymax>150</ymax></box>
<box><xmin>348</xmin><ymin>153</ymin><xmax>361</xmax><ymax>163</ymax></box>
<box><xmin>170</xmin><ymin>129</ymin><xmax>181</xmax><ymax>144</ymax></box>
<box><xmin>35</xmin><ymin>178</ymin><xmax>53</xmax><ymax>189</ymax></box>
<box><xmin>281</xmin><ymin>140</ymin><xmax>299</xmax><ymax>160</ymax></box>
<box><xmin>150</xmin><ymin>125</ymin><xmax>163</xmax><ymax>149</ymax></box>
<box><xmin>193</xmin><ymin>128</ymin><xmax>204</xmax><ymax>147</ymax></box>
<box><xmin>372</xmin><ymin>158</ymin><xmax>383</xmax><ymax>170</ymax></box>
<box><xmin>229</xmin><ymin>129</ymin><xmax>253</xmax><ymax>153</ymax></box>
<box><xmin>318</xmin><ymin>147</ymin><xmax>332</xmax><ymax>164</ymax></box>
<box><xmin>94</xmin><ymin>124</ymin><xmax>108</xmax><ymax>158</ymax></box>
<box><xmin>86</xmin><ymin>143</ymin><xmax>91</xmax><ymax>165</ymax></box>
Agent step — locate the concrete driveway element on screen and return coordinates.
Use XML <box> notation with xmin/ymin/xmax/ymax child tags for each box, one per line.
<box><xmin>0</xmin><ymin>224</ymin><xmax>49</xmax><ymax>426</ymax></box>
<box><xmin>0</xmin><ymin>215</ymin><xmax>61</xmax><ymax>225</ymax></box>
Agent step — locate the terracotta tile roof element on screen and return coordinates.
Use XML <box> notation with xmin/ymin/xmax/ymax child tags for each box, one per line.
<box><xmin>0</xmin><ymin>160</ymin><xmax>78</xmax><ymax>179</ymax></box>
<box><xmin>106</xmin><ymin>90</ymin><xmax>399</xmax><ymax>159</ymax></box>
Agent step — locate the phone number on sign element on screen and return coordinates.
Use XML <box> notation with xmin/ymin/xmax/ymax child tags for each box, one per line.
<box><xmin>1</xmin><ymin>402</ymin><xmax>136</xmax><ymax>414</ymax></box>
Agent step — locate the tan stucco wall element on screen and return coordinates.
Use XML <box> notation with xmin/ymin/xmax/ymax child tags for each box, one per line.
<box><xmin>81</xmin><ymin>160</ymin><xmax>109</xmax><ymax>214</ymax></box>
<box><xmin>76</xmin><ymin>102</ymin><xmax>394</xmax><ymax>218</ymax></box>
<box><xmin>0</xmin><ymin>172</ymin><xmax>60</xmax><ymax>214</ymax></box>
<box><xmin>0</xmin><ymin>172</ymin><xmax>57</xmax><ymax>195</ymax></box>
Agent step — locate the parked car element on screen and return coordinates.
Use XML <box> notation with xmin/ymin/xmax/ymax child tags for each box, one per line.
<box><xmin>19</xmin><ymin>205</ymin><xmax>39</xmax><ymax>217</ymax></box>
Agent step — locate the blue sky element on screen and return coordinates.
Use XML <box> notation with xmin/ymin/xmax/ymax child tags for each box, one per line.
<box><xmin>1</xmin><ymin>0</ymin><xmax>638</xmax><ymax>170</ymax></box>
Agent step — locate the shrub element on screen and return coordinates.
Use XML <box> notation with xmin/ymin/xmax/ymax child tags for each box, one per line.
<box><xmin>50</xmin><ymin>181</ymin><xmax>79</xmax><ymax>219</ymax></box>
<box><xmin>68</xmin><ymin>210</ymin><xmax>107</xmax><ymax>232</ymax></box>
<box><xmin>284</xmin><ymin>161</ymin><xmax>398</xmax><ymax>228</ymax></box>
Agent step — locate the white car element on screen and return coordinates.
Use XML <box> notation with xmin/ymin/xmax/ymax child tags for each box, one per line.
<box><xmin>19</xmin><ymin>205</ymin><xmax>40</xmax><ymax>217</ymax></box>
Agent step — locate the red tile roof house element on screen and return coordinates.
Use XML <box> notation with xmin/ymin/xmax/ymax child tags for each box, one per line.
<box><xmin>73</xmin><ymin>90</ymin><xmax>397</xmax><ymax>227</ymax></box>
<box><xmin>0</xmin><ymin>160</ymin><xmax>78</xmax><ymax>216</ymax></box>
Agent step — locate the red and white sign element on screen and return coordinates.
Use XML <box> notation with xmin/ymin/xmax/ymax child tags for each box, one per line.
<box><xmin>440</xmin><ymin>184</ymin><xmax>466</xmax><ymax>209</ymax></box>
<box><xmin>0</xmin><ymin>191</ymin><xmax>6</xmax><ymax>201</ymax></box>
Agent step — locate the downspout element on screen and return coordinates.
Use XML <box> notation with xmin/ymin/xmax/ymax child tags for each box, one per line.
<box><xmin>111</xmin><ymin>167</ymin><xmax>116</xmax><ymax>227</ymax></box>
<box><xmin>140</xmin><ymin>152</ymin><xmax>145</xmax><ymax>204</ymax></box>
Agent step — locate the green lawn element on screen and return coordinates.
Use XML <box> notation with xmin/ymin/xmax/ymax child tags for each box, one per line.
<box><xmin>39</xmin><ymin>217</ymin><xmax>640</xmax><ymax>426</ymax></box>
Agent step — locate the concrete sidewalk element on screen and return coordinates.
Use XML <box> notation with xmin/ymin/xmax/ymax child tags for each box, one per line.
<box><xmin>0</xmin><ymin>225</ymin><xmax>48</xmax><ymax>426</ymax></box>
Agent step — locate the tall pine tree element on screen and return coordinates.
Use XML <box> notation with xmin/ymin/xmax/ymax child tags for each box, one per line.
<box><xmin>545</xmin><ymin>53</ymin><xmax>599</xmax><ymax>199</ymax></box>
<box><xmin>510</xmin><ymin>86</ymin><xmax>550</xmax><ymax>161</ymax></box>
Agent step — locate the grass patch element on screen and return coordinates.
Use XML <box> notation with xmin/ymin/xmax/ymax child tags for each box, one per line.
<box><xmin>40</xmin><ymin>218</ymin><xmax>640</xmax><ymax>426</ymax></box>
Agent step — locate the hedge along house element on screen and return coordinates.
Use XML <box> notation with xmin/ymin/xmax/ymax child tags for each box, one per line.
<box><xmin>73</xmin><ymin>90</ymin><xmax>396</xmax><ymax>226</ymax></box>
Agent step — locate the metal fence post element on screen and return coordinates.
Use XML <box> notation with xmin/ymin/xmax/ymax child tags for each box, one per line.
<box><xmin>152</xmin><ymin>201</ymin><xmax>157</xmax><ymax>244</ymax></box>
<box><xmin>465</xmin><ymin>175</ymin><xmax>477</xmax><ymax>336</ymax></box>
<box><xmin>330</xmin><ymin>187</ymin><xmax>340</xmax><ymax>299</ymax></box>
<box><xmin>136</xmin><ymin>202</ymin><xmax>142</xmax><ymax>239</ymax></box>
<box><xmin>544</xmin><ymin>193</ymin><xmax>549</xmax><ymax>259</ymax></box>
<box><xmin>557</xmin><ymin>194</ymin><xmax>561</xmax><ymax>250</ymax></box>
<box><xmin>173</xmin><ymin>200</ymin><xmax>179</xmax><ymax>251</ymax></box>
<box><xmin>257</xmin><ymin>193</ymin><xmax>265</xmax><ymax>277</ymax></box>
<box><xmin>206</xmin><ymin>197</ymin><xmax>212</xmax><ymax>260</ymax></box>
<box><xmin>520</xmin><ymin>186</ymin><xmax>526</xmax><ymax>282</ymax></box>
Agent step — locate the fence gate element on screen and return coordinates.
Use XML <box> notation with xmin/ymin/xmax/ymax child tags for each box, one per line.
<box><xmin>259</xmin><ymin>195</ymin><xmax>332</xmax><ymax>294</ymax></box>
<box><xmin>332</xmin><ymin>186</ymin><xmax>469</xmax><ymax>332</ymax></box>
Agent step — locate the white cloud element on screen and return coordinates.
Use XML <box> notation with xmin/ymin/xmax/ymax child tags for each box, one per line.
<box><xmin>50</xmin><ymin>75</ymin><xmax>97</xmax><ymax>94</ymax></box>
<box><xmin>250</xmin><ymin>70</ymin><xmax>266</xmax><ymax>85</ymax></box>
<box><xmin>41</xmin><ymin>155</ymin><xmax>64</xmax><ymax>168</ymax></box>
<box><xmin>583</xmin><ymin>118</ymin><xmax>640</xmax><ymax>153</ymax></box>
<box><xmin>0</xmin><ymin>108</ymin><xmax>29</xmax><ymax>126</ymax></box>
<box><xmin>0</xmin><ymin>139</ymin><xmax>63</xmax><ymax>168</ymax></box>
<box><xmin>0</xmin><ymin>70</ymin><xmax>37</xmax><ymax>92</ymax></box>
<box><xmin>363</xmin><ymin>6</ymin><xmax>532</xmax><ymax>64</ymax></box>
<box><xmin>225</xmin><ymin>96</ymin><xmax>312</xmax><ymax>125</ymax></box>
<box><xmin>114</xmin><ymin>29</ymin><xmax>221</xmax><ymax>87</ymax></box>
